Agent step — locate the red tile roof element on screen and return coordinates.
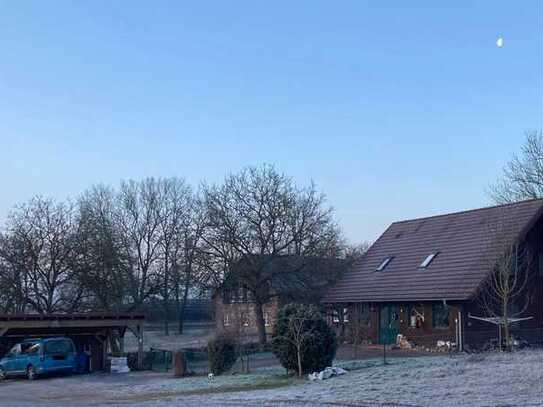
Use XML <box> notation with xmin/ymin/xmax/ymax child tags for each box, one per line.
<box><xmin>323</xmin><ymin>199</ymin><xmax>543</xmax><ymax>303</ymax></box>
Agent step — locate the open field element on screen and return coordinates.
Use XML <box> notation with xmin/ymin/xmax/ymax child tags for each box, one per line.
<box><xmin>124</xmin><ymin>321</ymin><xmax>216</xmax><ymax>352</ymax></box>
<box><xmin>2</xmin><ymin>350</ymin><xmax>543</xmax><ymax>406</ymax></box>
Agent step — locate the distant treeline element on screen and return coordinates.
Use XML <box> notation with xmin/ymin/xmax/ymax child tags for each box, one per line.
<box><xmin>0</xmin><ymin>165</ymin><xmax>358</xmax><ymax>336</ymax></box>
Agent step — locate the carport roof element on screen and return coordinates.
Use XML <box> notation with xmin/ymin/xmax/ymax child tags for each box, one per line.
<box><xmin>0</xmin><ymin>313</ymin><xmax>145</xmax><ymax>322</ymax></box>
<box><xmin>0</xmin><ymin>313</ymin><xmax>145</xmax><ymax>337</ymax></box>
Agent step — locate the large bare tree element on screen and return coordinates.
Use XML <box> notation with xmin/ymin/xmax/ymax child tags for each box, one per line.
<box><xmin>491</xmin><ymin>131</ymin><xmax>543</xmax><ymax>204</ymax></box>
<box><xmin>172</xmin><ymin>192</ymin><xmax>207</xmax><ymax>334</ymax></box>
<box><xmin>115</xmin><ymin>179</ymin><xmax>163</xmax><ymax>310</ymax></box>
<box><xmin>0</xmin><ymin>231</ymin><xmax>29</xmax><ymax>313</ymax></box>
<box><xmin>156</xmin><ymin>177</ymin><xmax>193</xmax><ymax>335</ymax></box>
<box><xmin>2</xmin><ymin>197</ymin><xmax>79</xmax><ymax>313</ymax></box>
<box><xmin>73</xmin><ymin>185</ymin><xmax>129</xmax><ymax>311</ymax></box>
<box><xmin>202</xmin><ymin>165</ymin><xmax>343</xmax><ymax>344</ymax></box>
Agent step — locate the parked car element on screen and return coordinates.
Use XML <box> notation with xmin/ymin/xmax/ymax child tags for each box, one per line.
<box><xmin>0</xmin><ymin>337</ymin><xmax>77</xmax><ymax>380</ymax></box>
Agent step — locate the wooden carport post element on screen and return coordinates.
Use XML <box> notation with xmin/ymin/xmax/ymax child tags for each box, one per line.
<box><xmin>119</xmin><ymin>327</ymin><xmax>126</xmax><ymax>355</ymax></box>
<box><xmin>103</xmin><ymin>330</ymin><xmax>109</xmax><ymax>371</ymax></box>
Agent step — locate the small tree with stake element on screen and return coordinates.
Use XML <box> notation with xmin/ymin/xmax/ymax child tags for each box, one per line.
<box><xmin>478</xmin><ymin>214</ymin><xmax>535</xmax><ymax>351</ymax></box>
<box><xmin>272</xmin><ymin>304</ymin><xmax>337</xmax><ymax>377</ymax></box>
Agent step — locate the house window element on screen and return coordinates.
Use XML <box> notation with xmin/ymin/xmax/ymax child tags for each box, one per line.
<box><xmin>241</xmin><ymin>312</ymin><xmax>250</xmax><ymax>327</ymax></box>
<box><xmin>407</xmin><ymin>305</ymin><xmax>424</xmax><ymax>328</ymax></box>
<box><xmin>332</xmin><ymin>310</ymin><xmax>340</xmax><ymax>323</ymax></box>
<box><xmin>264</xmin><ymin>312</ymin><xmax>270</xmax><ymax>327</ymax></box>
<box><xmin>332</xmin><ymin>308</ymin><xmax>349</xmax><ymax>323</ymax></box>
<box><xmin>432</xmin><ymin>303</ymin><xmax>449</xmax><ymax>328</ymax></box>
<box><xmin>419</xmin><ymin>252</ymin><xmax>439</xmax><ymax>269</ymax></box>
<box><xmin>223</xmin><ymin>314</ymin><xmax>230</xmax><ymax>326</ymax></box>
<box><xmin>376</xmin><ymin>257</ymin><xmax>393</xmax><ymax>272</ymax></box>
<box><xmin>226</xmin><ymin>287</ymin><xmax>253</xmax><ymax>303</ymax></box>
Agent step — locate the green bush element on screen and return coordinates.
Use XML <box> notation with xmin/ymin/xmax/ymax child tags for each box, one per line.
<box><xmin>272</xmin><ymin>303</ymin><xmax>337</xmax><ymax>375</ymax></box>
<box><xmin>207</xmin><ymin>334</ymin><xmax>238</xmax><ymax>375</ymax></box>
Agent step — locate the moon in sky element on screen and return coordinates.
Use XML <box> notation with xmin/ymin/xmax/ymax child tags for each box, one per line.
<box><xmin>496</xmin><ymin>37</ymin><xmax>504</xmax><ymax>48</ymax></box>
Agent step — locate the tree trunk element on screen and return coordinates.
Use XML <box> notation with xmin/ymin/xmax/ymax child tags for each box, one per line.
<box><xmin>163</xmin><ymin>252</ymin><xmax>170</xmax><ymax>336</ymax></box>
<box><xmin>174</xmin><ymin>264</ymin><xmax>181</xmax><ymax>333</ymax></box>
<box><xmin>178</xmin><ymin>274</ymin><xmax>191</xmax><ymax>335</ymax></box>
<box><xmin>503</xmin><ymin>302</ymin><xmax>510</xmax><ymax>351</ymax></box>
<box><xmin>297</xmin><ymin>345</ymin><xmax>302</xmax><ymax>377</ymax></box>
<box><xmin>254</xmin><ymin>302</ymin><xmax>267</xmax><ymax>345</ymax></box>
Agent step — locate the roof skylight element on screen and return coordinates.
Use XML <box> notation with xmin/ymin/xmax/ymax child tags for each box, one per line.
<box><xmin>419</xmin><ymin>252</ymin><xmax>438</xmax><ymax>269</ymax></box>
<box><xmin>376</xmin><ymin>257</ymin><xmax>393</xmax><ymax>272</ymax></box>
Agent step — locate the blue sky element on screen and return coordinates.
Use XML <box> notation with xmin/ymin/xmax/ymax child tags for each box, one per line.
<box><xmin>0</xmin><ymin>1</ymin><xmax>542</xmax><ymax>243</ymax></box>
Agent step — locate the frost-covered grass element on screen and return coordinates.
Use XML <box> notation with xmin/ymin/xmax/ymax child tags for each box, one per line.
<box><xmin>200</xmin><ymin>350</ymin><xmax>543</xmax><ymax>407</ymax></box>
<box><xmin>3</xmin><ymin>350</ymin><xmax>543</xmax><ymax>406</ymax></box>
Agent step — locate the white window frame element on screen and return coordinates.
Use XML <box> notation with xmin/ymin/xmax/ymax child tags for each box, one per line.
<box><xmin>343</xmin><ymin>307</ymin><xmax>349</xmax><ymax>323</ymax></box>
<box><xmin>332</xmin><ymin>311</ymin><xmax>339</xmax><ymax>323</ymax></box>
<box><xmin>419</xmin><ymin>252</ymin><xmax>439</xmax><ymax>269</ymax></box>
<box><xmin>376</xmin><ymin>257</ymin><xmax>393</xmax><ymax>272</ymax></box>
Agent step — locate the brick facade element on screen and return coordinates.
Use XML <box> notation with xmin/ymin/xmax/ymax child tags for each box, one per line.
<box><xmin>214</xmin><ymin>294</ymin><xmax>281</xmax><ymax>338</ymax></box>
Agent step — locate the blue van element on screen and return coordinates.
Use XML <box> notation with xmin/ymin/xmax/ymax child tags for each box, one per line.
<box><xmin>0</xmin><ymin>337</ymin><xmax>77</xmax><ymax>380</ymax></box>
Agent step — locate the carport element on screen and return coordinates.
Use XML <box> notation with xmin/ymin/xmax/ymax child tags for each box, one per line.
<box><xmin>0</xmin><ymin>313</ymin><xmax>145</xmax><ymax>371</ymax></box>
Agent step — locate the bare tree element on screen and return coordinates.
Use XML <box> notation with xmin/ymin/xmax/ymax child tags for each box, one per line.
<box><xmin>276</xmin><ymin>306</ymin><xmax>319</xmax><ymax>377</ymax></box>
<box><xmin>490</xmin><ymin>131</ymin><xmax>543</xmax><ymax>204</ymax></box>
<box><xmin>0</xmin><ymin>231</ymin><xmax>30</xmax><ymax>313</ymax></box>
<box><xmin>115</xmin><ymin>179</ymin><xmax>163</xmax><ymax>309</ymax></box>
<box><xmin>343</xmin><ymin>241</ymin><xmax>371</xmax><ymax>263</ymax></box>
<box><xmin>73</xmin><ymin>185</ymin><xmax>129</xmax><ymax>311</ymax></box>
<box><xmin>3</xmin><ymin>197</ymin><xmax>79</xmax><ymax>313</ymax></box>
<box><xmin>478</xmin><ymin>215</ymin><xmax>535</xmax><ymax>351</ymax></box>
<box><xmin>202</xmin><ymin>165</ymin><xmax>343</xmax><ymax>344</ymax></box>
<box><xmin>156</xmin><ymin>178</ymin><xmax>192</xmax><ymax>335</ymax></box>
<box><xmin>227</xmin><ymin>301</ymin><xmax>254</xmax><ymax>373</ymax></box>
<box><xmin>173</xmin><ymin>193</ymin><xmax>207</xmax><ymax>334</ymax></box>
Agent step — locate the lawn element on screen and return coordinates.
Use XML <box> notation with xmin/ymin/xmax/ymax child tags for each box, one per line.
<box><xmin>2</xmin><ymin>350</ymin><xmax>543</xmax><ymax>406</ymax></box>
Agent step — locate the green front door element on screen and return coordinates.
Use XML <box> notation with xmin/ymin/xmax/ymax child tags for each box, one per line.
<box><xmin>379</xmin><ymin>304</ymin><xmax>400</xmax><ymax>344</ymax></box>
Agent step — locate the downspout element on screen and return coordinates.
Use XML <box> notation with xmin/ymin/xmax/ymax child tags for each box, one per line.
<box><xmin>460</xmin><ymin>303</ymin><xmax>466</xmax><ymax>351</ymax></box>
<box><xmin>458</xmin><ymin>310</ymin><xmax>463</xmax><ymax>352</ymax></box>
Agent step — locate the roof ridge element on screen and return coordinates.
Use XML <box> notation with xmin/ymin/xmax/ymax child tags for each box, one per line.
<box><xmin>392</xmin><ymin>198</ymin><xmax>543</xmax><ymax>225</ymax></box>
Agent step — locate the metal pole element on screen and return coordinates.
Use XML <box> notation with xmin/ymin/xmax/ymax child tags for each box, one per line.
<box><xmin>137</xmin><ymin>324</ymin><xmax>144</xmax><ymax>370</ymax></box>
<box><xmin>498</xmin><ymin>323</ymin><xmax>502</xmax><ymax>352</ymax></box>
<box><xmin>458</xmin><ymin>311</ymin><xmax>463</xmax><ymax>352</ymax></box>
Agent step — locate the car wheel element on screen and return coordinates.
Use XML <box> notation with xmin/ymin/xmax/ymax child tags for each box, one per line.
<box><xmin>0</xmin><ymin>368</ymin><xmax>6</xmax><ymax>381</ymax></box>
<box><xmin>26</xmin><ymin>365</ymin><xmax>37</xmax><ymax>381</ymax></box>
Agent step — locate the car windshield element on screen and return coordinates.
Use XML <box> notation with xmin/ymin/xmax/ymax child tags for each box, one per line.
<box><xmin>44</xmin><ymin>340</ymin><xmax>73</xmax><ymax>355</ymax></box>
